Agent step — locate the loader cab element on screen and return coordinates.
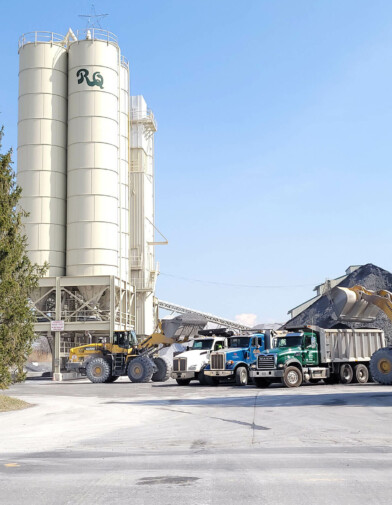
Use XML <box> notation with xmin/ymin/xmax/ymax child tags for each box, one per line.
<box><xmin>113</xmin><ymin>330</ymin><xmax>138</xmax><ymax>349</ymax></box>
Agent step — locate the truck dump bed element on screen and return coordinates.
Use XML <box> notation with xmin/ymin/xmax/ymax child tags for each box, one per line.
<box><xmin>319</xmin><ymin>327</ymin><xmax>385</xmax><ymax>363</ymax></box>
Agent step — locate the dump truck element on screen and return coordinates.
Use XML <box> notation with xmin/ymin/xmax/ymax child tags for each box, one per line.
<box><xmin>204</xmin><ymin>332</ymin><xmax>275</xmax><ymax>386</ymax></box>
<box><xmin>66</xmin><ymin>314</ymin><xmax>207</xmax><ymax>383</ymax></box>
<box><xmin>171</xmin><ymin>328</ymin><xmax>232</xmax><ymax>385</ymax></box>
<box><xmin>249</xmin><ymin>325</ymin><xmax>385</xmax><ymax>388</ymax></box>
<box><xmin>331</xmin><ymin>285</ymin><xmax>392</xmax><ymax>384</ymax></box>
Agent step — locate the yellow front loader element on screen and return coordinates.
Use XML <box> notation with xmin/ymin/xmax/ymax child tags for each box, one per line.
<box><xmin>66</xmin><ymin>315</ymin><xmax>207</xmax><ymax>384</ymax></box>
<box><xmin>330</xmin><ymin>284</ymin><xmax>392</xmax><ymax>384</ymax></box>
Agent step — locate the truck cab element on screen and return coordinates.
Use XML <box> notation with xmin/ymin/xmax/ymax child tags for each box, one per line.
<box><xmin>204</xmin><ymin>333</ymin><xmax>267</xmax><ymax>386</ymax></box>
<box><xmin>171</xmin><ymin>334</ymin><xmax>228</xmax><ymax>385</ymax></box>
<box><xmin>250</xmin><ymin>329</ymin><xmax>321</xmax><ymax>388</ymax></box>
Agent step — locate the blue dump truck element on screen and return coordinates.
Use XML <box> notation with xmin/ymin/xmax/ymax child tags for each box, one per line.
<box><xmin>204</xmin><ymin>332</ymin><xmax>275</xmax><ymax>386</ymax></box>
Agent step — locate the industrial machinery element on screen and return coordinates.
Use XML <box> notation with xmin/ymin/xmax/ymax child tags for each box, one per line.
<box><xmin>250</xmin><ymin>326</ymin><xmax>385</xmax><ymax>388</ymax></box>
<box><xmin>330</xmin><ymin>285</ymin><xmax>392</xmax><ymax>385</ymax></box>
<box><xmin>17</xmin><ymin>30</ymin><xmax>160</xmax><ymax>380</ymax></box>
<box><xmin>66</xmin><ymin>314</ymin><xmax>207</xmax><ymax>383</ymax></box>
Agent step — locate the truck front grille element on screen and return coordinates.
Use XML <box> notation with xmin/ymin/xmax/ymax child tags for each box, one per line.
<box><xmin>173</xmin><ymin>358</ymin><xmax>187</xmax><ymax>372</ymax></box>
<box><xmin>257</xmin><ymin>355</ymin><xmax>275</xmax><ymax>370</ymax></box>
<box><xmin>211</xmin><ymin>353</ymin><xmax>225</xmax><ymax>370</ymax></box>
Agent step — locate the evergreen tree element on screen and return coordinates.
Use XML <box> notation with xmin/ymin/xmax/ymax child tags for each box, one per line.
<box><xmin>0</xmin><ymin>127</ymin><xmax>46</xmax><ymax>388</ymax></box>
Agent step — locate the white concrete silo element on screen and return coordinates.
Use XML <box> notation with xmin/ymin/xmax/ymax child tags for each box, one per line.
<box><xmin>130</xmin><ymin>95</ymin><xmax>158</xmax><ymax>337</ymax></box>
<box><xmin>119</xmin><ymin>57</ymin><xmax>130</xmax><ymax>283</ymax></box>
<box><xmin>67</xmin><ymin>30</ymin><xmax>120</xmax><ymax>277</ymax></box>
<box><xmin>17</xmin><ymin>32</ymin><xmax>68</xmax><ymax>276</ymax></box>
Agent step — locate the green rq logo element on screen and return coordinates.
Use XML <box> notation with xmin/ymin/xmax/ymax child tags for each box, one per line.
<box><xmin>77</xmin><ymin>69</ymin><xmax>104</xmax><ymax>89</ymax></box>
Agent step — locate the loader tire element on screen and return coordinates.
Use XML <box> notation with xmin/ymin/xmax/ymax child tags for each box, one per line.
<box><xmin>152</xmin><ymin>356</ymin><xmax>172</xmax><ymax>382</ymax></box>
<box><xmin>339</xmin><ymin>364</ymin><xmax>353</xmax><ymax>384</ymax></box>
<box><xmin>282</xmin><ymin>366</ymin><xmax>302</xmax><ymax>388</ymax></box>
<box><xmin>235</xmin><ymin>366</ymin><xmax>248</xmax><ymax>386</ymax></box>
<box><xmin>254</xmin><ymin>378</ymin><xmax>271</xmax><ymax>388</ymax></box>
<box><xmin>353</xmin><ymin>364</ymin><xmax>369</xmax><ymax>384</ymax></box>
<box><xmin>86</xmin><ymin>357</ymin><xmax>111</xmax><ymax>384</ymax></box>
<box><xmin>127</xmin><ymin>356</ymin><xmax>155</xmax><ymax>383</ymax></box>
<box><xmin>369</xmin><ymin>348</ymin><xmax>392</xmax><ymax>385</ymax></box>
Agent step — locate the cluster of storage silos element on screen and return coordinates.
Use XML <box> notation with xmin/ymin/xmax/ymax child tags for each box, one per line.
<box><xmin>17</xmin><ymin>29</ymin><xmax>157</xmax><ymax>341</ymax></box>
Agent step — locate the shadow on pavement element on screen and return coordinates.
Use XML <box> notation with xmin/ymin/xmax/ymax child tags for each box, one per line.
<box><xmin>106</xmin><ymin>390</ymin><xmax>392</xmax><ymax>408</ymax></box>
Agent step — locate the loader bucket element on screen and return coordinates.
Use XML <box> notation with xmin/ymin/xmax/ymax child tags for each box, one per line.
<box><xmin>161</xmin><ymin>314</ymin><xmax>208</xmax><ymax>340</ymax></box>
<box><xmin>330</xmin><ymin>287</ymin><xmax>380</xmax><ymax>322</ymax></box>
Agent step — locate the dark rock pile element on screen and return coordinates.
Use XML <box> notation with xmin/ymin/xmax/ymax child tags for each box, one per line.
<box><xmin>284</xmin><ymin>263</ymin><xmax>392</xmax><ymax>341</ymax></box>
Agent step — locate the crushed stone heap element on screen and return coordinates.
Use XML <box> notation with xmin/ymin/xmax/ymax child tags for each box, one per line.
<box><xmin>284</xmin><ymin>263</ymin><xmax>392</xmax><ymax>341</ymax></box>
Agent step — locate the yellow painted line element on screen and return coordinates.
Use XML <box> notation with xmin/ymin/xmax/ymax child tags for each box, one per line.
<box><xmin>4</xmin><ymin>463</ymin><xmax>20</xmax><ymax>467</ymax></box>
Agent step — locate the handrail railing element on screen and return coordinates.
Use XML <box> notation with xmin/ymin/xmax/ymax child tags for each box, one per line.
<box><xmin>131</xmin><ymin>108</ymin><xmax>158</xmax><ymax>131</ymax></box>
<box><xmin>18</xmin><ymin>31</ymin><xmax>66</xmax><ymax>50</ymax></box>
<box><xmin>121</xmin><ymin>55</ymin><xmax>129</xmax><ymax>69</ymax></box>
<box><xmin>131</xmin><ymin>108</ymin><xmax>155</xmax><ymax>121</ymax></box>
<box><xmin>76</xmin><ymin>28</ymin><xmax>118</xmax><ymax>45</ymax></box>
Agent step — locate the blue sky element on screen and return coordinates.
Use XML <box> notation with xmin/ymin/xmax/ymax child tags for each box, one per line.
<box><xmin>1</xmin><ymin>0</ymin><xmax>392</xmax><ymax>324</ymax></box>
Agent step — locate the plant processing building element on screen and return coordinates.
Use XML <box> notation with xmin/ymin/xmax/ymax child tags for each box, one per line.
<box><xmin>17</xmin><ymin>29</ymin><xmax>159</xmax><ymax>378</ymax></box>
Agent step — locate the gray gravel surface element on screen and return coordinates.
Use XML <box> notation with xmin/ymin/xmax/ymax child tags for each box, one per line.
<box><xmin>1</xmin><ymin>378</ymin><xmax>392</xmax><ymax>505</ymax></box>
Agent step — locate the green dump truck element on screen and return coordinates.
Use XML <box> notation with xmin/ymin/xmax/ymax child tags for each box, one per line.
<box><xmin>249</xmin><ymin>325</ymin><xmax>385</xmax><ymax>388</ymax></box>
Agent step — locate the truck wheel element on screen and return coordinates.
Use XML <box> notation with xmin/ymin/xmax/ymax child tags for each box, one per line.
<box><xmin>235</xmin><ymin>366</ymin><xmax>248</xmax><ymax>386</ymax></box>
<box><xmin>282</xmin><ymin>366</ymin><xmax>302</xmax><ymax>388</ymax></box>
<box><xmin>176</xmin><ymin>378</ymin><xmax>191</xmax><ymax>386</ymax></box>
<box><xmin>127</xmin><ymin>356</ymin><xmax>155</xmax><ymax>383</ymax></box>
<box><xmin>86</xmin><ymin>357</ymin><xmax>111</xmax><ymax>383</ymax></box>
<box><xmin>105</xmin><ymin>375</ymin><xmax>120</xmax><ymax>383</ymax></box>
<box><xmin>353</xmin><ymin>364</ymin><xmax>369</xmax><ymax>384</ymax></box>
<box><xmin>369</xmin><ymin>348</ymin><xmax>392</xmax><ymax>385</ymax></box>
<box><xmin>152</xmin><ymin>356</ymin><xmax>172</xmax><ymax>382</ymax></box>
<box><xmin>254</xmin><ymin>378</ymin><xmax>271</xmax><ymax>388</ymax></box>
<box><xmin>339</xmin><ymin>364</ymin><xmax>353</xmax><ymax>384</ymax></box>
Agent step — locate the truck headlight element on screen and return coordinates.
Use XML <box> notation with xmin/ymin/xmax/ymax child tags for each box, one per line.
<box><xmin>278</xmin><ymin>364</ymin><xmax>284</xmax><ymax>369</ymax></box>
<box><xmin>250</xmin><ymin>364</ymin><xmax>256</xmax><ymax>369</ymax></box>
<box><xmin>188</xmin><ymin>365</ymin><xmax>196</xmax><ymax>370</ymax></box>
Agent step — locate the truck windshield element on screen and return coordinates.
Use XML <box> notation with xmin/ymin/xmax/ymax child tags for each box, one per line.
<box><xmin>228</xmin><ymin>337</ymin><xmax>250</xmax><ymax>348</ymax></box>
<box><xmin>276</xmin><ymin>336</ymin><xmax>303</xmax><ymax>348</ymax></box>
<box><xmin>192</xmin><ymin>339</ymin><xmax>214</xmax><ymax>350</ymax></box>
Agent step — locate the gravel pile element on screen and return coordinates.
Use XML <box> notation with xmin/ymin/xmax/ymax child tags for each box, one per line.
<box><xmin>284</xmin><ymin>263</ymin><xmax>392</xmax><ymax>341</ymax></box>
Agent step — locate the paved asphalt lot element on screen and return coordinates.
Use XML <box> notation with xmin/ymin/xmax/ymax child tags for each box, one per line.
<box><xmin>1</xmin><ymin>378</ymin><xmax>392</xmax><ymax>505</ymax></box>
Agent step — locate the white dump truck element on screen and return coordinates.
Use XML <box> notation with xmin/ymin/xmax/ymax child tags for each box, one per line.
<box><xmin>171</xmin><ymin>329</ymin><xmax>231</xmax><ymax>385</ymax></box>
